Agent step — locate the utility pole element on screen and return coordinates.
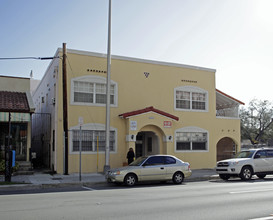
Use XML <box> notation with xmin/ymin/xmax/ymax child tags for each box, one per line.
<box><xmin>5</xmin><ymin>112</ymin><xmax>12</xmax><ymax>182</ymax></box>
<box><xmin>104</xmin><ymin>0</ymin><xmax>111</xmax><ymax>173</ymax></box>
<box><xmin>62</xmin><ymin>43</ymin><xmax>69</xmax><ymax>175</ymax></box>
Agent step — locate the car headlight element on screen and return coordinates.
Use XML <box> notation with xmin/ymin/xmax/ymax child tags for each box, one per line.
<box><xmin>229</xmin><ymin>161</ymin><xmax>239</xmax><ymax>166</ymax></box>
<box><xmin>113</xmin><ymin>171</ymin><xmax>121</xmax><ymax>175</ymax></box>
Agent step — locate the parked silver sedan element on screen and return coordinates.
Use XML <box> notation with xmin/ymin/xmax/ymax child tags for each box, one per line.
<box><xmin>106</xmin><ymin>155</ymin><xmax>192</xmax><ymax>186</ymax></box>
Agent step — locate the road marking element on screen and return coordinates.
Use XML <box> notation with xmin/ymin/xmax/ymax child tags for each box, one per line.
<box><xmin>249</xmin><ymin>216</ymin><xmax>273</xmax><ymax>220</ymax></box>
<box><xmin>230</xmin><ymin>188</ymin><xmax>273</xmax><ymax>194</ymax></box>
<box><xmin>82</xmin><ymin>186</ymin><xmax>95</xmax><ymax>191</ymax></box>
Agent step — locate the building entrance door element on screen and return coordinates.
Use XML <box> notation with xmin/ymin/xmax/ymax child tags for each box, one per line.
<box><xmin>135</xmin><ymin>131</ymin><xmax>159</xmax><ymax>158</ymax></box>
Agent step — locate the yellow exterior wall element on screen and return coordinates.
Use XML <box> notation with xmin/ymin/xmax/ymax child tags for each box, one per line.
<box><xmin>51</xmin><ymin>49</ymin><xmax>241</xmax><ymax>173</ymax></box>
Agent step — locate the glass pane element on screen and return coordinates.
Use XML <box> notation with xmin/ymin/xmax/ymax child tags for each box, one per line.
<box><xmin>96</xmin><ymin>94</ymin><xmax>106</xmax><ymax>104</ymax></box>
<box><xmin>74</xmin><ymin>81</ymin><xmax>93</xmax><ymax>93</ymax></box>
<box><xmin>110</xmin><ymin>95</ymin><xmax>114</xmax><ymax>104</ymax></box>
<box><xmin>176</xmin><ymin>100</ymin><xmax>190</xmax><ymax>109</ymax></box>
<box><xmin>176</xmin><ymin>132</ymin><xmax>191</xmax><ymax>141</ymax></box>
<box><xmin>192</xmin><ymin>101</ymin><xmax>205</xmax><ymax>110</ymax></box>
<box><xmin>74</xmin><ymin>92</ymin><xmax>93</xmax><ymax>103</ymax></box>
<box><xmin>267</xmin><ymin>150</ymin><xmax>273</xmax><ymax>158</ymax></box>
<box><xmin>176</xmin><ymin>91</ymin><xmax>190</xmax><ymax>100</ymax></box>
<box><xmin>145</xmin><ymin>156</ymin><xmax>164</xmax><ymax>165</ymax></box>
<box><xmin>192</xmin><ymin>92</ymin><xmax>205</xmax><ymax>101</ymax></box>
<box><xmin>165</xmin><ymin>156</ymin><xmax>176</xmax><ymax>164</ymax></box>
<box><xmin>110</xmin><ymin>85</ymin><xmax>115</xmax><ymax>95</ymax></box>
<box><xmin>176</xmin><ymin>142</ymin><xmax>191</xmax><ymax>150</ymax></box>
<box><xmin>191</xmin><ymin>133</ymin><xmax>207</xmax><ymax>141</ymax></box>
<box><xmin>192</xmin><ymin>142</ymin><xmax>206</xmax><ymax>150</ymax></box>
<box><xmin>96</xmin><ymin>83</ymin><xmax>106</xmax><ymax>94</ymax></box>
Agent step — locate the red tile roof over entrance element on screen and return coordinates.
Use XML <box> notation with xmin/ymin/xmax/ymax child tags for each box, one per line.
<box><xmin>119</xmin><ymin>106</ymin><xmax>179</xmax><ymax>121</ymax></box>
<box><xmin>0</xmin><ymin>91</ymin><xmax>30</xmax><ymax>113</ymax></box>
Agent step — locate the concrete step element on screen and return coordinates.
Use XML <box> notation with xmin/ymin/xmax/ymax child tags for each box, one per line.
<box><xmin>17</xmin><ymin>161</ymin><xmax>32</xmax><ymax>172</ymax></box>
<box><xmin>13</xmin><ymin>170</ymin><xmax>34</xmax><ymax>176</ymax></box>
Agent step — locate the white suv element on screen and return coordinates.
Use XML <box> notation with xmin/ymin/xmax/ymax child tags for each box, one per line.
<box><xmin>216</xmin><ymin>148</ymin><xmax>273</xmax><ymax>180</ymax></box>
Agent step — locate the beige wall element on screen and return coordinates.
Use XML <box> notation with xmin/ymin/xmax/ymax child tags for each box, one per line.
<box><xmin>0</xmin><ymin>76</ymin><xmax>30</xmax><ymax>92</ymax></box>
<box><xmin>49</xmin><ymin>50</ymin><xmax>241</xmax><ymax>173</ymax></box>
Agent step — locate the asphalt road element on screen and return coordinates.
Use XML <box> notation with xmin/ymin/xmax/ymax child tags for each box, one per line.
<box><xmin>1</xmin><ymin>178</ymin><xmax>273</xmax><ymax>220</ymax></box>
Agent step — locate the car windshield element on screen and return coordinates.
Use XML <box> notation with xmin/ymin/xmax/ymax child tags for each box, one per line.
<box><xmin>129</xmin><ymin>156</ymin><xmax>148</xmax><ymax>166</ymax></box>
<box><xmin>233</xmin><ymin>150</ymin><xmax>255</xmax><ymax>158</ymax></box>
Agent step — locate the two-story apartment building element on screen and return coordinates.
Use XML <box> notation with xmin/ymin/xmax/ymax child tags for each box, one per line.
<box><xmin>32</xmin><ymin>48</ymin><xmax>244</xmax><ymax>173</ymax></box>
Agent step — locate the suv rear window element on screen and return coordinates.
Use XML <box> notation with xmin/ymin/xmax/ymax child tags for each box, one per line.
<box><xmin>267</xmin><ymin>150</ymin><xmax>273</xmax><ymax>158</ymax></box>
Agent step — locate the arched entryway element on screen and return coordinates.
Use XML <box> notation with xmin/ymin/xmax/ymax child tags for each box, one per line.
<box><xmin>217</xmin><ymin>137</ymin><xmax>237</xmax><ymax>161</ymax></box>
<box><xmin>135</xmin><ymin>131</ymin><xmax>160</xmax><ymax>158</ymax></box>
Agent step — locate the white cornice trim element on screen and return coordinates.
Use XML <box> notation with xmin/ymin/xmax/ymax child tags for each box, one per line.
<box><xmin>56</xmin><ymin>48</ymin><xmax>216</xmax><ymax>73</ymax></box>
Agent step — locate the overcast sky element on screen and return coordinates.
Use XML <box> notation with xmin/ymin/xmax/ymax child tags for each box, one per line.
<box><xmin>1</xmin><ymin>0</ymin><xmax>273</xmax><ymax>105</ymax></box>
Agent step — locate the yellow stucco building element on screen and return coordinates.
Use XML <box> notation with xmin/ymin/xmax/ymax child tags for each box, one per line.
<box><xmin>33</xmin><ymin>48</ymin><xmax>244</xmax><ymax>174</ymax></box>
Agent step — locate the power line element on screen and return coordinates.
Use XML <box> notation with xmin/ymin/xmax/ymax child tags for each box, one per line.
<box><xmin>0</xmin><ymin>56</ymin><xmax>60</xmax><ymax>60</ymax></box>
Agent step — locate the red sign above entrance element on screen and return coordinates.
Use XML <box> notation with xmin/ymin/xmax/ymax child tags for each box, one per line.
<box><xmin>164</xmin><ymin>121</ymin><xmax>172</xmax><ymax>128</ymax></box>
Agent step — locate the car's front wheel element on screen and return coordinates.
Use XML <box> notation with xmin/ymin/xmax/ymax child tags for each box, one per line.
<box><xmin>124</xmin><ymin>174</ymin><xmax>137</xmax><ymax>186</ymax></box>
<box><xmin>172</xmin><ymin>172</ymin><xmax>184</xmax><ymax>184</ymax></box>
<box><xmin>219</xmin><ymin>174</ymin><xmax>230</xmax><ymax>180</ymax></box>
<box><xmin>240</xmin><ymin>166</ymin><xmax>253</xmax><ymax>180</ymax></box>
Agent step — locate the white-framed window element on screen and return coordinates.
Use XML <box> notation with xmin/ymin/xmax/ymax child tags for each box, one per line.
<box><xmin>69</xmin><ymin>123</ymin><xmax>117</xmax><ymax>154</ymax></box>
<box><xmin>71</xmin><ymin>75</ymin><xmax>117</xmax><ymax>106</ymax></box>
<box><xmin>175</xmin><ymin>127</ymin><xmax>208</xmax><ymax>152</ymax></box>
<box><xmin>175</xmin><ymin>86</ymin><xmax>208</xmax><ymax>111</ymax></box>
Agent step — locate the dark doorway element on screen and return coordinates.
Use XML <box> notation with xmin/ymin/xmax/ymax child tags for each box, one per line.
<box><xmin>217</xmin><ymin>137</ymin><xmax>236</xmax><ymax>161</ymax></box>
<box><xmin>135</xmin><ymin>131</ymin><xmax>159</xmax><ymax>158</ymax></box>
<box><xmin>31</xmin><ymin>113</ymin><xmax>51</xmax><ymax>168</ymax></box>
<box><xmin>135</xmin><ymin>133</ymin><xmax>144</xmax><ymax>158</ymax></box>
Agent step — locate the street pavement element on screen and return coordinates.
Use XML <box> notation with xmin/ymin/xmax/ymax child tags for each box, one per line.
<box><xmin>0</xmin><ymin>169</ymin><xmax>219</xmax><ymax>191</ymax></box>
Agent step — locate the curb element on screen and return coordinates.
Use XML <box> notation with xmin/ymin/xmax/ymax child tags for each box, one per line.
<box><xmin>0</xmin><ymin>175</ymin><xmax>220</xmax><ymax>191</ymax></box>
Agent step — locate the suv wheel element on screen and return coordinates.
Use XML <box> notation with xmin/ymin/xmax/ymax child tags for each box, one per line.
<box><xmin>219</xmin><ymin>174</ymin><xmax>230</xmax><ymax>180</ymax></box>
<box><xmin>240</xmin><ymin>166</ymin><xmax>253</xmax><ymax>180</ymax></box>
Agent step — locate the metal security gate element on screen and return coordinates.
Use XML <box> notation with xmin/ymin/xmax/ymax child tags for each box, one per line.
<box><xmin>31</xmin><ymin>113</ymin><xmax>51</xmax><ymax>168</ymax></box>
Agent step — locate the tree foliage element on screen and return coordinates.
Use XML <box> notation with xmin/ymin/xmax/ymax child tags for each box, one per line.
<box><xmin>240</xmin><ymin>99</ymin><xmax>273</xmax><ymax>145</ymax></box>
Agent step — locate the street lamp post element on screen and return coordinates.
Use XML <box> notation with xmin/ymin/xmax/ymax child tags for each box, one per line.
<box><xmin>104</xmin><ymin>0</ymin><xmax>112</xmax><ymax>173</ymax></box>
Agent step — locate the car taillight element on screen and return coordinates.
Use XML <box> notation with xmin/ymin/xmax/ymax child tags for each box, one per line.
<box><xmin>188</xmin><ymin>164</ymin><xmax>190</xmax><ymax>170</ymax></box>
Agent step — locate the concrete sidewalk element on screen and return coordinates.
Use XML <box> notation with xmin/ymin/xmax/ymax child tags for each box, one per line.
<box><xmin>0</xmin><ymin>169</ymin><xmax>219</xmax><ymax>191</ymax></box>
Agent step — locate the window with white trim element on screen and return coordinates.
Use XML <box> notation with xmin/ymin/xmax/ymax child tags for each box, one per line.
<box><xmin>71</xmin><ymin>75</ymin><xmax>117</xmax><ymax>106</ymax></box>
<box><xmin>72</xmin><ymin>130</ymin><xmax>115</xmax><ymax>152</ymax></box>
<box><xmin>175</xmin><ymin>86</ymin><xmax>207</xmax><ymax>111</ymax></box>
<box><xmin>175</xmin><ymin>127</ymin><xmax>208</xmax><ymax>151</ymax></box>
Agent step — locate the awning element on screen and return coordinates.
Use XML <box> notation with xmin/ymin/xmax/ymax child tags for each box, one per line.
<box><xmin>216</xmin><ymin>89</ymin><xmax>244</xmax><ymax>110</ymax></box>
<box><xmin>0</xmin><ymin>112</ymin><xmax>31</xmax><ymax>122</ymax></box>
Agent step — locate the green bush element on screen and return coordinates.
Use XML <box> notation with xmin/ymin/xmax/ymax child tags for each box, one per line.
<box><xmin>0</xmin><ymin>160</ymin><xmax>19</xmax><ymax>173</ymax></box>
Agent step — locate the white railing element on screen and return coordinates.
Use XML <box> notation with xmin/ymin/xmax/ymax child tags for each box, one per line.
<box><xmin>216</xmin><ymin>106</ymin><xmax>239</xmax><ymax>118</ymax></box>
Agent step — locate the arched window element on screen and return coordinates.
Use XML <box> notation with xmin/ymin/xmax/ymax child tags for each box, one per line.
<box><xmin>174</xmin><ymin>86</ymin><xmax>208</xmax><ymax>111</ymax></box>
<box><xmin>71</xmin><ymin>75</ymin><xmax>118</xmax><ymax>107</ymax></box>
